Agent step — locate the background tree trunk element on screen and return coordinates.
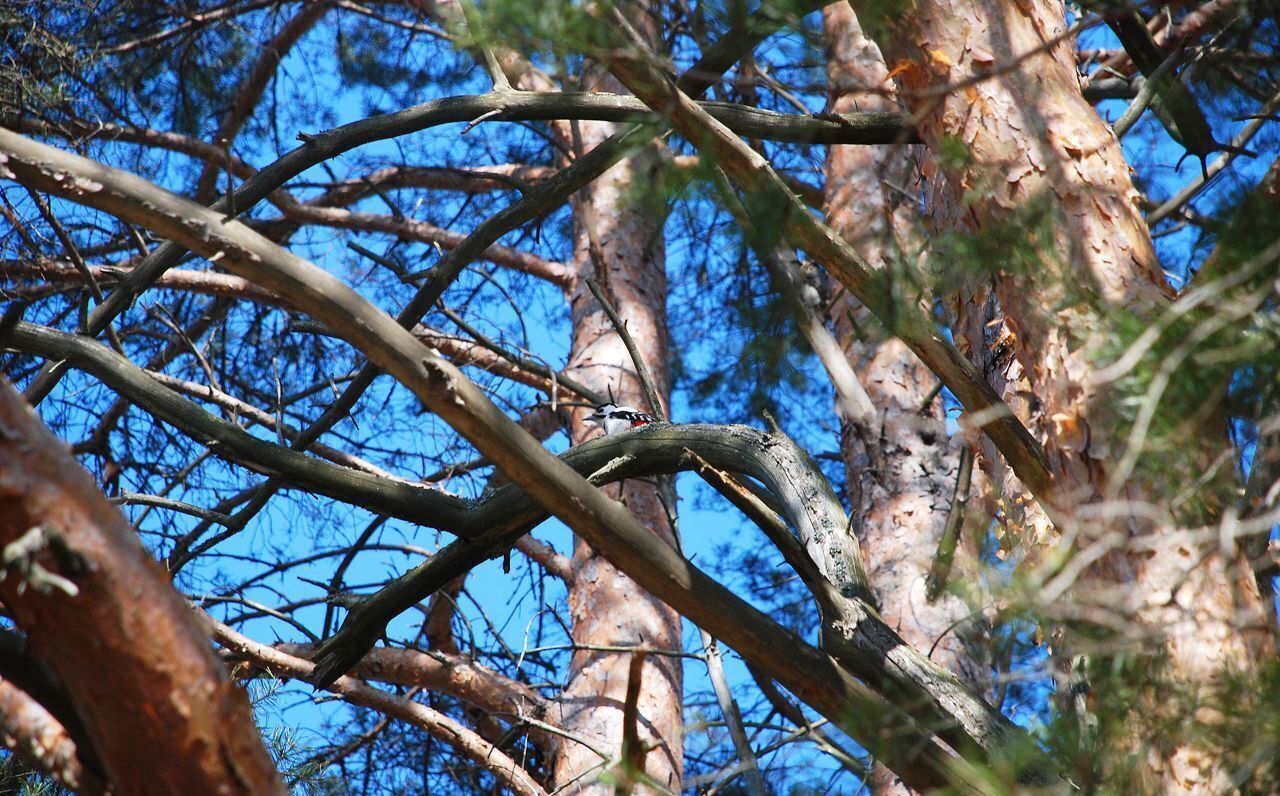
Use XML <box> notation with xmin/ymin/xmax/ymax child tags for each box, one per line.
<box><xmin>551</xmin><ymin>40</ymin><xmax>684</xmax><ymax>796</ymax></box>
<box><xmin>824</xmin><ymin>7</ymin><xmax>990</xmax><ymax>792</ymax></box>
<box><xmin>864</xmin><ymin>0</ymin><xmax>1274</xmax><ymax>788</ymax></box>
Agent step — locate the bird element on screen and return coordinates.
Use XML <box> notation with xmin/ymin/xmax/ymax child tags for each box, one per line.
<box><xmin>588</xmin><ymin>403</ymin><xmax>656</xmax><ymax>436</ymax></box>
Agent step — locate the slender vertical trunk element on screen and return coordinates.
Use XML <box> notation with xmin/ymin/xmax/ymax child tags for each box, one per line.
<box><xmin>550</xmin><ymin>69</ymin><xmax>683</xmax><ymax>796</ymax></box>
<box><xmin>823</xmin><ymin>6</ymin><xmax>989</xmax><ymax>792</ymax></box>
<box><xmin>860</xmin><ymin>0</ymin><xmax>1273</xmax><ymax>788</ymax></box>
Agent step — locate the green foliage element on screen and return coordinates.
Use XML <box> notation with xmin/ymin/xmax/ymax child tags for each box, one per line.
<box><xmin>0</xmin><ymin>0</ymin><xmax>97</xmax><ymax>115</ymax></box>
<box><xmin>686</xmin><ymin>251</ymin><xmax>815</xmax><ymax>420</ymax></box>
<box><xmin>1209</xmin><ymin>660</ymin><xmax>1280</xmax><ymax>792</ymax></box>
<box><xmin>472</xmin><ymin>0</ymin><xmax>610</xmax><ymax>63</ymax></box>
<box><xmin>1039</xmin><ymin>652</ymin><xmax>1280</xmax><ymax>793</ymax></box>
<box><xmin>0</xmin><ymin>752</ymin><xmax>62</xmax><ymax>795</ymax></box>
<box><xmin>847</xmin><ymin>0</ymin><xmax>920</xmax><ymax>50</ymax></box>
<box><xmin>336</xmin><ymin>20</ymin><xmax>473</xmax><ymax>108</ymax></box>
<box><xmin>1095</xmin><ymin>188</ymin><xmax>1280</xmax><ymax>516</ymax></box>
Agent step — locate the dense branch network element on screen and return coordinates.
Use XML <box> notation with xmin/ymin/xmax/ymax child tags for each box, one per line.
<box><xmin>0</xmin><ymin>0</ymin><xmax>1276</xmax><ymax>791</ymax></box>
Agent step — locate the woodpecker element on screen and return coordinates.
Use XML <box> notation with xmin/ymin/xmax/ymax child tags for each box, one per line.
<box><xmin>588</xmin><ymin>403</ymin><xmax>656</xmax><ymax>436</ymax></box>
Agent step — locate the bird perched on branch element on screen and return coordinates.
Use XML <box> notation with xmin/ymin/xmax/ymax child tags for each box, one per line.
<box><xmin>588</xmin><ymin>403</ymin><xmax>656</xmax><ymax>436</ymax></box>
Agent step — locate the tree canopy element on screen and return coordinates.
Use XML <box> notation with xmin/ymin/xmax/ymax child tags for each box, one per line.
<box><xmin>1</xmin><ymin>0</ymin><xmax>1279</xmax><ymax>793</ymax></box>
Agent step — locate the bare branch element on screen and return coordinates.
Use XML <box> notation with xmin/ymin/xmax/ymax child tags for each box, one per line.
<box><xmin>0</xmin><ymin>121</ymin><xmax>1004</xmax><ymax>794</ymax></box>
<box><xmin>193</xmin><ymin>0</ymin><xmax>337</xmax><ymax>201</ymax></box>
<box><xmin>210</xmin><ymin>621</ymin><xmax>549</xmax><ymax>796</ymax></box>
<box><xmin>586</xmin><ymin>277</ymin><xmax>666</xmax><ymax>420</ymax></box>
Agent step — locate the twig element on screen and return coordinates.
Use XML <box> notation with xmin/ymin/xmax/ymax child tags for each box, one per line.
<box><xmin>616</xmin><ymin>649</ymin><xmax>649</xmax><ymax>794</ymax></box>
<box><xmin>918</xmin><ymin>381</ymin><xmax>944</xmax><ymax>412</ymax></box>
<box><xmin>462</xmin><ymin>108</ymin><xmax>504</xmax><ymax>135</ymax></box>
<box><xmin>698</xmin><ymin>633</ymin><xmax>768</xmax><ymax>796</ymax></box>
<box><xmin>684</xmin><ymin>448</ymin><xmax>832</xmax><ymax>609</ymax></box>
<box><xmin>1110</xmin><ymin>43</ymin><xmax>1183</xmax><ymax>139</ymax></box>
<box><xmin>112</xmin><ymin>492</ymin><xmax>234</xmax><ymax>527</ymax></box>
<box><xmin>926</xmin><ymin>445</ymin><xmax>974</xmax><ymax>601</ymax></box>
<box><xmin>459</xmin><ymin>0</ymin><xmax>513</xmax><ymax>93</ymax></box>
<box><xmin>440</xmin><ymin>305</ymin><xmax>603</xmax><ymax>403</ymax></box>
<box><xmin>1147</xmin><ymin>86</ymin><xmax>1280</xmax><ymax>225</ymax></box>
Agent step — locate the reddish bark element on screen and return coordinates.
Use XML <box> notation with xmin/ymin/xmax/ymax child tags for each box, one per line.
<box><xmin>870</xmin><ymin>0</ymin><xmax>1166</xmax><ymax>502</ymax></box>
<box><xmin>0</xmin><ymin>376</ymin><xmax>284</xmax><ymax>795</ymax></box>
<box><xmin>0</xmin><ymin>675</ymin><xmax>104</xmax><ymax>794</ymax></box>
<box><xmin>863</xmin><ymin>0</ymin><xmax>1273</xmax><ymax>788</ymax></box>
<box><xmin>274</xmin><ymin>644</ymin><xmax>550</xmax><ymax>719</ymax></box>
<box><xmin>214</xmin><ymin>623</ymin><xmax>548</xmax><ymax>796</ymax></box>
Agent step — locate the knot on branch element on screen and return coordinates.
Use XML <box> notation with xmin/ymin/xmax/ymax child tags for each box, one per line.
<box><xmin>1</xmin><ymin>526</ymin><xmax>90</xmax><ymax>597</ymax></box>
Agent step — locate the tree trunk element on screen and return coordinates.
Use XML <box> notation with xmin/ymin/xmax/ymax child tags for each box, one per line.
<box><xmin>862</xmin><ymin>0</ymin><xmax>1273</xmax><ymax>788</ymax></box>
<box><xmin>550</xmin><ymin>67</ymin><xmax>684</xmax><ymax>796</ymax></box>
<box><xmin>824</xmin><ymin>7</ymin><xmax>990</xmax><ymax>793</ymax></box>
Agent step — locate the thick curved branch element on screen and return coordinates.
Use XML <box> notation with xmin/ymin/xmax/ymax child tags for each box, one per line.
<box><xmin>5</xmin><ymin>312</ymin><xmax>1029</xmax><ymax>779</ymax></box>
<box><xmin>9</xmin><ymin>93</ymin><xmax>917</xmax><ymax>157</ymax></box>
<box><xmin>312</xmin><ymin>424</ymin><xmax>1031</xmax><ymax>770</ymax></box>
